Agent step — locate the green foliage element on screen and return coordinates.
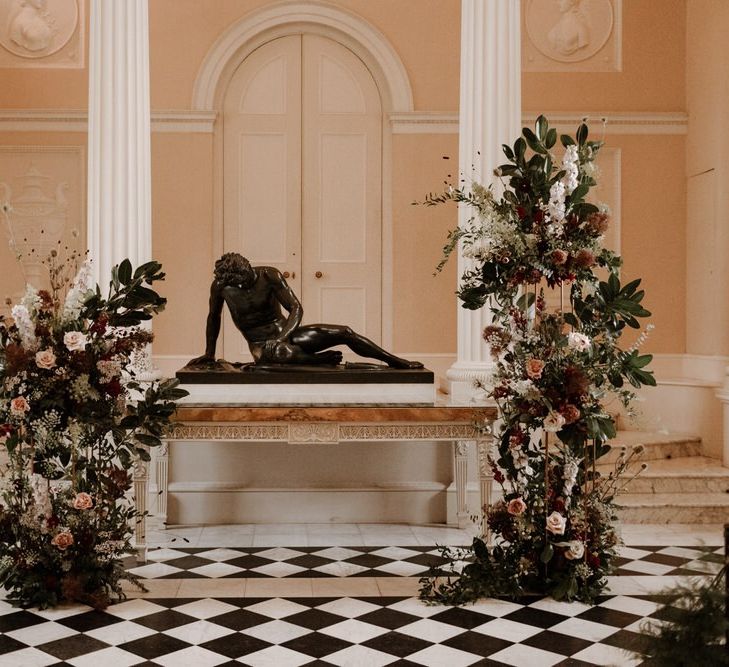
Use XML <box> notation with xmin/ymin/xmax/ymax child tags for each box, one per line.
<box><xmin>0</xmin><ymin>255</ymin><xmax>187</xmax><ymax>609</ymax></box>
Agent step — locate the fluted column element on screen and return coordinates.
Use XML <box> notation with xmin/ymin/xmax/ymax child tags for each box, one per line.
<box><xmin>446</xmin><ymin>0</ymin><xmax>521</xmax><ymax>403</ymax></box>
<box><xmin>87</xmin><ymin>0</ymin><xmax>151</xmax><ymax>286</ymax></box>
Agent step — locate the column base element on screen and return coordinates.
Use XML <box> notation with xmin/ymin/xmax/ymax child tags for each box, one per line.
<box><xmin>443</xmin><ymin>362</ymin><xmax>496</xmax><ymax>405</ymax></box>
<box><xmin>717</xmin><ymin>365</ymin><xmax>729</xmax><ymax>466</ymax></box>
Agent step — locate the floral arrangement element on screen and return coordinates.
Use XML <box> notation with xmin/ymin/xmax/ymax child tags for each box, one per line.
<box><xmin>0</xmin><ymin>249</ymin><xmax>186</xmax><ymax>608</ymax></box>
<box><xmin>419</xmin><ymin>116</ymin><xmax>655</xmax><ymax>603</ymax></box>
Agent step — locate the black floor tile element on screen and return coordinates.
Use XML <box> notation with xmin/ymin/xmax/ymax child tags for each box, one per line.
<box><xmin>119</xmin><ymin>633</ymin><xmax>190</xmax><ymax>660</ymax></box>
<box><xmin>362</xmin><ymin>630</ymin><xmax>431</xmax><ymax>657</ymax></box>
<box><xmin>132</xmin><ymin>609</ymin><xmax>196</xmax><ymax>631</ymax></box>
<box><xmin>57</xmin><ymin>610</ymin><xmax>120</xmax><ymax>632</ymax></box>
<box><xmin>206</xmin><ymin>608</ymin><xmax>272</xmax><ymax>631</ymax></box>
<box><xmin>430</xmin><ymin>606</ymin><xmax>494</xmax><ymax>629</ymax></box>
<box><xmin>356</xmin><ymin>608</ymin><xmax>421</xmax><ymax>630</ymax></box>
<box><xmin>523</xmin><ymin>629</ymin><xmax>593</xmax><ymax>656</ymax></box>
<box><xmin>576</xmin><ymin>606</ymin><xmax>642</xmax><ymax>628</ymax></box>
<box><xmin>200</xmin><ymin>633</ymin><xmax>272</xmax><ymax>659</ymax></box>
<box><xmin>286</xmin><ymin>608</ymin><xmax>349</xmax><ymax>630</ymax></box>
<box><xmin>0</xmin><ymin>610</ymin><xmax>47</xmax><ymax>633</ymax></box>
<box><xmin>503</xmin><ymin>606</ymin><xmax>569</xmax><ymax>629</ymax></box>
<box><xmin>37</xmin><ymin>635</ymin><xmax>110</xmax><ymax>661</ymax></box>
<box><xmin>281</xmin><ymin>631</ymin><xmax>351</xmax><ymax>658</ymax></box>
<box><xmin>0</xmin><ymin>634</ymin><xmax>28</xmax><ymax>655</ymax></box>
<box><xmin>442</xmin><ymin>630</ymin><xmax>512</xmax><ymax>657</ymax></box>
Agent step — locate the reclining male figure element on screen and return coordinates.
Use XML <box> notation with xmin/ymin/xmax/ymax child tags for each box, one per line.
<box><xmin>189</xmin><ymin>252</ymin><xmax>423</xmax><ymax>369</ymax></box>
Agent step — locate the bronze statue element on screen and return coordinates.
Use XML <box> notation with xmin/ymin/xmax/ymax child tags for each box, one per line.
<box><xmin>188</xmin><ymin>252</ymin><xmax>423</xmax><ymax>369</ymax></box>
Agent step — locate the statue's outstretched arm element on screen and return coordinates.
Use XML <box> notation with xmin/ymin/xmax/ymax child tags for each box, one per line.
<box><xmin>189</xmin><ymin>281</ymin><xmax>224</xmax><ymax>365</ymax></box>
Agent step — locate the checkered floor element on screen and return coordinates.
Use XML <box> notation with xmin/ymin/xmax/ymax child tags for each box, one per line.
<box><xmin>128</xmin><ymin>544</ymin><xmax>724</xmax><ymax>580</ymax></box>
<box><xmin>0</xmin><ymin>543</ymin><xmax>722</xmax><ymax>666</ymax></box>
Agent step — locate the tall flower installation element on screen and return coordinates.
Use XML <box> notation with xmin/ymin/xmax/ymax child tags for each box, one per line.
<box><xmin>420</xmin><ymin>117</ymin><xmax>655</xmax><ymax>603</ymax></box>
<box><xmin>0</xmin><ymin>250</ymin><xmax>187</xmax><ymax>608</ymax></box>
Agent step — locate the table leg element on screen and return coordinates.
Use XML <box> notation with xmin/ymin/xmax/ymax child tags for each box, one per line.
<box><xmin>155</xmin><ymin>442</ymin><xmax>169</xmax><ymax>528</ymax></box>
<box><xmin>132</xmin><ymin>453</ymin><xmax>148</xmax><ymax>563</ymax></box>
<box><xmin>476</xmin><ymin>429</ymin><xmax>495</xmax><ymax>541</ymax></box>
<box><xmin>454</xmin><ymin>440</ymin><xmax>472</xmax><ymax>529</ymax></box>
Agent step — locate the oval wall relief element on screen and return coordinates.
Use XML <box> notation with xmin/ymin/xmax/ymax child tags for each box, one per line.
<box><xmin>525</xmin><ymin>0</ymin><xmax>614</xmax><ymax>64</ymax></box>
<box><xmin>0</xmin><ymin>0</ymin><xmax>78</xmax><ymax>59</ymax></box>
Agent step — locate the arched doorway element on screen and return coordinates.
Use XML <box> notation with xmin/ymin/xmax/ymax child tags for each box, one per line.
<box><xmin>221</xmin><ymin>34</ymin><xmax>382</xmax><ymax>360</ymax></box>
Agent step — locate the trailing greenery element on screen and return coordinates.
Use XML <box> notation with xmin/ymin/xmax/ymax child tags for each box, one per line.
<box><xmin>419</xmin><ymin>116</ymin><xmax>654</xmax><ymax>603</ymax></box>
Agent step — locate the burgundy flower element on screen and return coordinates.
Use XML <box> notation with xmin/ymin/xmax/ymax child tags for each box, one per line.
<box><xmin>574</xmin><ymin>249</ymin><xmax>596</xmax><ymax>268</ymax></box>
<box><xmin>552</xmin><ymin>249</ymin><xmax>568</xmax><ymax>266</ymax></box>
<box><xmin>585</xmin><ymin>211</ymin><xmax>610</xmax><ymax>234</ymax></box>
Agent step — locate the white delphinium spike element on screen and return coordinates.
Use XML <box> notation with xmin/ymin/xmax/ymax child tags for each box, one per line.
<box><xmin>11</xmin><ymin>303</ymin><xmax>37</xmax><ymax>351</ymax></box>
<box><xmin>63</xmin><ymin>259</ymin><xmax>94</xmax><ymax>322</ymax></box>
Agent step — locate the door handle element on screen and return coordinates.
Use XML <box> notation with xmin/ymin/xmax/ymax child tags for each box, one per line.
<box><xmin>283</xmin><ymin>271</ymin><xmax>296</xmax><ymax>279</ymax></box>
<box><xmin>315</xmin><ymin>271</ymin><xmax>323</xmax><ymax>279</ymax></box>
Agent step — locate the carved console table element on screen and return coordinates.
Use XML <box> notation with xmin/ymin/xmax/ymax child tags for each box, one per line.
<box><xmin>134</xmin><ymin>404</ymin><xmax>497</xmax><ymax>552</ymax></box>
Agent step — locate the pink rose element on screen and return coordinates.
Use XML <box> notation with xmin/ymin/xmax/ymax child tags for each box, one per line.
<box><xmin>10</xmin><ymin>396</ymin><xmax>30</xmax><ymax>416</ymax></box>
<box><xmin>35</xmin><ymin>348</ymin><xmax>57</xmax><ymax>370</ymax></box>
<box><xmin>546</xmin><ymin>511</ymin><xmax>567</xmax><ymax>535</ymax></box>
<box><xmin>51</xmin><ymin>530</ymin><xmax>74</xmax><ymax>550</ymax></box>
<box><xmin>64</xmin><ymin>331</ymin><xmax>88</xmax><ymax>352</ymax></box>
<box><xmin>563</xmin><ymin>541</ymin><xmax>585</xmax><ymax>560</ymax></box>
<box><xmin>525</xmin><ymin>358</ymin><xmax>545</xmax><ymax>380</ymax></box>
<box><xmin>72</xmin><ymin>492</ymin><xmax>93</xmax><ymax>510</ymax></box>
<box><xmin>507</xmin><ymin>497</ymin><xmax>527</xmax><ymax>516</ymax></box>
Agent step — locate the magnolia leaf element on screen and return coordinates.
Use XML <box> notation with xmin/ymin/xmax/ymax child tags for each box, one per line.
<box><xmin>540</xmin><ymin>544</ymin><xmax>554</xmax><ymax>563</ymax></box>
<box><xmin>560</xmin><ymin>134</ymin><xmax>576</xmax><ymax>147</ymax></box>
<box><xmin>536</xmin><ymin>114</ymin><xmax>548</xmax><ymax>140</ymax></box>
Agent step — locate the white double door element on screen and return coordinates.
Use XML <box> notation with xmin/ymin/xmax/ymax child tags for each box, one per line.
<box><xmin>223</xmin><ymin>34</ymin><xmax>383</xmax><ymax>360</ymax></box>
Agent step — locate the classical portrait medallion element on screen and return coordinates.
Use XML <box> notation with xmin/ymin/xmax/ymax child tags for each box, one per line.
<box><xmin>0</xmin><ymin>0</ymin><xmax>78</xmax><ymax>59</ymax></box>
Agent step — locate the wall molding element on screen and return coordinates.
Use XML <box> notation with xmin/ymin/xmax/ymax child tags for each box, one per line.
<box><xmin>0</xmin><ymin>109</ymin><xmax>687</xmax><ymax>136</ymax></box>
<box><xmin>0</xmin><ymin>110</ymin><xmax>217</xmax><ymax>133</ymax></box>
<box><xmin>390</xmin><ymin>111</ymin><xmax>688</xmax><ymax>135</ymax></box>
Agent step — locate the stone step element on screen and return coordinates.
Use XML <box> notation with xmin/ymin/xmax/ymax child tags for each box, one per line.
<box><xmin>616</xmin><ymin>492</ymin><xmax>729</xmax><ymax>524</ymax></box>
<box><xmin>600</xmin><ymin>431</ymin><xmax>701</xmax><ymax>463</ymax></box>
<box><xmin>598</xmin><ymin>456</ymin><xmax>729</xmax><ymax>494</ymax></box>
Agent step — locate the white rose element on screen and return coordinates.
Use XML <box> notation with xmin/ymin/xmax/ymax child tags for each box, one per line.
<box><xmin>544</xmin><ymin>412</ymin><xmax>566</xmax><ymax>433</ymax></box>
<box><xmin>567</xmin><ymin>332</ymin><xmax>591</xmax><ymax>352</ymax></box>
<box><xmin>546</xmin><ymin>511</ymin><xmax>567</xmax><ymax>535</ymax></box>
<box><xmin>35</xmin><ymin>348</ymin><xmax>57</xmax><ymax>370</ymax></box>
<box><xmin>64</xmin><ymin>331</ymin><xmax>88</xmax><ymax>352</ymax></box>
<box><xmin>563</xmin><ymin>541</ymin><xmax>585</xmax><ymax>560</ymax></box>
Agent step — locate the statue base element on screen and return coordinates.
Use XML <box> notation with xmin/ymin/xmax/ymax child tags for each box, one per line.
<box><xmin>176</xmin><ymin>362</ymin><xmax>435</xmax><ymax>405</ymax></box>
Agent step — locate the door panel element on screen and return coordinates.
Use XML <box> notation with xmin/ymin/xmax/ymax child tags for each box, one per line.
<box><xmin>302</xmin><ymin>34</ymin><xmax>382</xmax><ymax>341</ymax></box>
<box><xmin>223</xmin><ymin>36</ymin><xmax>302</xmax><ymax>359</ymax></box>
<box><xmin>222</xmin><ymin>34</ymin><xmax>382</xmax><ymax>361</ymax></box>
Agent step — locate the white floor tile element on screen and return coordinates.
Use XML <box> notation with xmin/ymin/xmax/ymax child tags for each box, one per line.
<box><xmin>84</xmin><ymin>619</ymin><xmax>156</xmax><ymax>645</ymax></box>
<box><xmin>164</xmin><ymin>619</ymin><xmax>236</xmax><ymax>644</ymax></box>
<box><xmin>0</xmin><ymin>648</ymin><xmax>58</xmax><ymax>667</ymax></box>
<box><xmin>528</xmin><ymin>597</ymin><xmax>592</xmax><ymax>617</ymax></box>
<box><xmin>312</xmin><ymin>561</ymin><xmax>370</xmax><ymax>577</ymax></box>
<box><xmin>254</xmin><ymin>547</ymin><xmax>309</xmax><ymax>562</ymax></box>
<box><xmin>598</xmin><ymin>594</ymin><xmax>663</xmax><ymax>616</ymax></box>
<box><xmin>105</xmin><ymin>598</ymin><xmax>168</xmax><ymax>619</ymax></box>
<box><xmin>188</xmin><ymin>562</ymin><xmax>246</xmax><ymax>578</ymax></box>
<box><xmin>549</xmin><ymin>617</ymin><xmax>621</xmax><ymax>642</ymax></box>
<box><xmin>252</xmin><ymin>534</ymin><xmax>309</xmax><ymax>547</ymax></box>
<box><xmin>571</xmin><ymin>642</ymin><xmax>643</xmax><ymax>666</ymax></box>
<box><xmin>153</xmin><ymin>645</ymin><xmax>230</xmax><ymax>667</ymax></box>
<box><xmin>66</xmin><ymin>647</ymin><xmax>143</xmax><ymax>667</ymax></box>
<box><xmin>489</xmin><ymin>643</ymin><xmax>565</xmax><ymax>666</ymax></box>
<box><xmin>407</xmin><ymin>644</ymin><xmax>482</xmax><ymax>667</ymax></box>
<box><xmin>461</xmin><ymin>598</ymin><xmax>524</xmax><ymax>617</ymax></box>
<box><xmin>473</xmin><ymin>617</ymin><xmax>543</xmax><ymax>642</ymax></box>
<box><xmin>126</xmin><ymin>562</ymin><xmax>181</xmax><ymax>578</ymax></box>
<box><xmin>323</xmin><ymin>645</ymin><xmax>399</xmax><ymax>666</ymax></box>
<box><xmin>244</xmin><ymin>598</ymin><xmax>311</xmax><ymax>619</ymax></box>
<box><xmin>319</xmin><ymin>618</ymin><xmax>389</xmax><ymax>643</ymax></box>
<box><xmin>6</xmin><ymin>621</ymin><xmax>77</xmax><ymax>646</ymax></box>
<box><xmin>315</xmin><ymin>597</ymin><xmax>382</xmax><ymax>618</ymax></box>
<box><xmin>374</xmin><ymin>561</ymin><xmax>425</xmax><ymax>576</ymax></box>
<box><xmin>238</xmin><ymin>644</ymin><xmax>314</xmax><ymax>667</ymax></box>
<box><xmin>396</xmin><ymin>618</ymin><xmax>465</xmax><ymax>643</ymax></box>
<box><xmin>193</xmin><ymin>547</ymin><xmax>248</xmax><ymax>561</ymax></box>
<box><xmin>243</xmin><ymin>619</ymin><xmax>310</xmax><ymax>644</ymax></box>
<box><xmin>173</xmin><ymin>599</ymin><xmax>241</xmax><ymax>619</ymax></box>
<box><xmin>385</xmin><ymin>598</ymin><xmax>451</xmax><ymax>618</ymax></box>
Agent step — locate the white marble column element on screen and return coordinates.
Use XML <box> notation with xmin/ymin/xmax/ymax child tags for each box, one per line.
<box><xmin>87</xmin><ymin>0</ymin><xmax>152</xmax><ymax>286</ymax></box>
<box><xmin>446</xmin><ymin>0</ymin><xmax>522</xmax><ymax>403</ymax></box>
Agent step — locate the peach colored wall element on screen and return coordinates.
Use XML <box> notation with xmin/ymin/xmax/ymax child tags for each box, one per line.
<box><xmin>685</xmin><ymin>1</ymin><xmax>729</xmax><ymax>357</ymax></box>
<box><xmin>0</xmin><ymin>0</ymin><xmax>689</xmax><ymax>361</ymax></box>
<box><xmin>148</xmin><ymin>0</ymin><xmax>461</xmax><ymax>111</ymax></box>
<box><xmin>391</xmin><ymin>134</ymin><xmax>458</xmax><ymax>353</ymax></box>
<box><xmin>523</xmin><ymin>0</ymin><xmax>685</xmax><ymax>112</ymax></box>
